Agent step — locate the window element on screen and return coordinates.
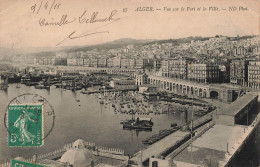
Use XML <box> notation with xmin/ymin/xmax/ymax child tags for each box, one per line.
<box><xmin>152</xmin><ymin>161</ymin><xmax>158</xmax><ymax>167</ymax></box>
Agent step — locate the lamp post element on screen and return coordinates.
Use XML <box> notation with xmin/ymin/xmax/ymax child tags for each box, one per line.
<box><xmin>190</xmin><ymin>93</ymin><xmax>194</xmax><ymax>163</ymax></box>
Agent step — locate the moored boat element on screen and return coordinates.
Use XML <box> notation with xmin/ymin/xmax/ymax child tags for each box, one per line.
<box><xmin>121</xmin><ymin>117</ymin><xmax>153</xmax><ymax>130</ymax></box>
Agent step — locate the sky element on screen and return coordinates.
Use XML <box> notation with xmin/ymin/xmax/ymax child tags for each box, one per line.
<box><xmin>0</xmin><ymin>0</ymin><xmax>259</xmax><ymax>48</ymax></box>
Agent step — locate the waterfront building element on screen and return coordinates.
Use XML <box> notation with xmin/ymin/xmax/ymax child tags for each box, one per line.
<box><xmin>83</xmin><ymin>59</ymin><xmax>91</xmax><ymax>67</ymax></box>
<box><xmin>43</xmin><ymin>58</ymin><xmax>55</xmax><ymax>65</ymax></box>
<box><xmin>214</xmin><ymin>94</ymin><xmax>258</xmax><ymax>125</ymax></box>
<box><xmin>230</xmin><ymin>60</ymin><xmax>249</xmax><ymax>86</ymax></box>
<box><xmin>34</xmin><ymin>58</ymin><xmax>55</xmax><ymax>65</ymax></box>
<box><xmin>161</xmin><ymin>58</ymin><xmax>193</xmax><ymax>79</ymax></box>
<box><xmin>135</xmin><ymin>59</ymin><xmax>148</xmax><ymax>69</ymax></box>
<box><xmin>97</xmin><ymin>58</ymin><xmax>107</xmax><ymax>67</ymax></box>
<box><xmin>135</xmin><ymin>73</ymin><xmax>148</xmax><ymax>86</ymax></box>
<box><xmin>113</xmin><ymin>57</ymin><xmax>121</xmax><ymax>68</ymax></box>
<box><xmin>76</xmin><ymin>58</ymin><xmax>84</xmax><ymax>66</ymax></box>
<box><xmin>54</xmin><ymin>58</ymin><xmax>67</xmax><ymax>66</ymax></box>
<box><xmin>169</xmin><ymin>58</ymin><xmax>193</xmax><ymax>79</ymax></box>
<box><xmin>129</xmin><ymin>59</ymin><xmax>136</xmax><ymax>68</ymax></box>
<box><xmin>109</xmin><ymin>79</ymin><xmax>136</xmax><ymax>89</ymax></box>
<box><xmin>218</xmin><ymin>63</ymin><xmax>230</xmax><ymax>83</ymax></box>
<box><xmin>107</xmin><ymin>57</ymin><xmax>121</xmax><ymax>68</ymax></box>
<box><xmin>153</xmin><ymin>59</ymin><xmax>161</xmax><ymax>71</ymax></box>
<box><xmin>187</xmin><ymin>63</ymin><xmax>219</xmax><ymax>83</ymax></box>
<box><xmin>148</xmin><ymin>75</ymin><xmax>240</xmax><ymax>102</ymax></box>
<box><xmin>248</xmin><ymin>61</ymin><xmax>260</xmax><ymax>89</ymax></box>
<box><xmin>161</xmin><ymin>60</ymin><xmax>169</xmax><ymax>77</ymax></box>
<box><xmin>90</xmin><ymin>58</ymin><xmax>98</xmax><ymax>67</ymax></box>
<box><xmin>67</xmin><ymin>58</ymin><xmax>77</xmax><ymax>66</ymax></box>
<box><xmin>138</xmin><ymin>84</ymin><xmax>157</xmax><ymax>95</ymax></box>
<box><xmin>107</xmin><ymin>58</ymin><xmax>114</xmax><ymax>68</ymax></box>
<box><xmin>121</xmin><ymin>58</ymin><xmax>131</xmax><ymax>68</ymax></box>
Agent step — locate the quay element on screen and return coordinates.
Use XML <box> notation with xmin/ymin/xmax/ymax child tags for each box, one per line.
<box><xmin>129</xmin><ymin>93</ymin><xmax>259</xmax><ymax>167</ymax></box>
<box><xmin>81</xmin><ymin>87</ymin><xmax>137</xmax><ymax>94</ymax></box>
<box><xmin>130</xmin><ymin>112</ymin><xmax>214</xmax><ymax>165</ymax></box>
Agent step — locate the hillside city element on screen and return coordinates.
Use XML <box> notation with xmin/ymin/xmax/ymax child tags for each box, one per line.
<box><xmin>1</xmin><ymin>35</ymin><xmax>259</xmax><ymax>89</ymax></box>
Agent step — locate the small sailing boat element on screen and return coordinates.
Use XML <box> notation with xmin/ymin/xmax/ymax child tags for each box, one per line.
<box><xmin>35</xmin><ymin>77</ymin><xmax>50</xmax><ymax>89</ymax></box>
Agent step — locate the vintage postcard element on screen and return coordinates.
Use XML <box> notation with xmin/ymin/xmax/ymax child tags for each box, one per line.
<box><xmin>0</xmin><ymin>0</ymin><xmax>259</xmax><ymax>167</ymax></box>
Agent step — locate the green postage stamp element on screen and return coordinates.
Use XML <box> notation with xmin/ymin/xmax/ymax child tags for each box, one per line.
<box><xmin>11</xmin><ymin>159</ymin><xmax>47</xmax><ymax>167</ymax></box>
<box><xmin>7</xmin><ymin>104</ymin><xmax>44</xmax><ymax>147</ymax></box>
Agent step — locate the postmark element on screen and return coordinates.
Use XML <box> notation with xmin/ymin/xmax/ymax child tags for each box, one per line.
<box><xmin>4</xmin><ymin>93</ymin><xmax>55</xmax><ymax>147</ymax></box>
<box><xmin>11</xmin><ymin>159</ymin><xmax>48</xmax><ymax>167</ymax></box>
<box><xmin>7</xmin><ymin>104</ymin><xmax>44</xmax><ymax>147</ymax></box>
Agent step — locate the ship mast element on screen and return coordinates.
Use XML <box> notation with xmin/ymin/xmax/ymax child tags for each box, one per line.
<box><xmin>190</xmin><ymin>93</ymin><xmax>194</xmax><ymax>163</ymax></box>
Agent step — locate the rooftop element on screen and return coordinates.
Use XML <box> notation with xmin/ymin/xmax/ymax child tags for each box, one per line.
<box><xmin>216</xmin><ymin>94</ymin><xmax>258</xmax><ymax>116</ymax></box>
<box><xmin>173</xmin><ymin>124</ymin><xmax>252</xmax><ymax>166</ymax></box>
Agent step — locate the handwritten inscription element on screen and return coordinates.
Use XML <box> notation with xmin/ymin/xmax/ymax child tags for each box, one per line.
<box><xmin>29</xmin><ymin>0</ymin><xmax>250</xmax><ymax>46</ymax></box>
<box><xmin>79</xmin><ymin>10</ymin><xmax>118</xmax><ymax>24</ymax></box>
<box><xmin>39</xmin><ymin>15</ymin><xmax>76</xmax><ymax>26</ymax></box>
<box><xmin>30</xmin><ymin>0</ymin><xmax>121</xmax><ymax>46</ymax></box>
<box><xmin>37</xmin><ymin>10</ymin><xmax>119</xmax><ymax>27</ymax></box>
<box><xmin>31</xmin><ymin>0</ymin><xmax>61</xmax><ymax>14</ymax></box>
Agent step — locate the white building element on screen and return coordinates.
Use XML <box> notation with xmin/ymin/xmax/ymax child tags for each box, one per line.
<box><xmin>109</xmin><ymin>79</ymin><xmax>136</xmax><ymax>89</ymax></box>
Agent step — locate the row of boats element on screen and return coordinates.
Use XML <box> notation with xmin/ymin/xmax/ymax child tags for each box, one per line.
<box><xmin>113</xmin><ymin>107</ymin><xmax>170</xmax><ymax>115</ymax></box>
<box><xmin>89</xmin><ymin>87</ymin><xmax>214</xmax><ymax>132</ymax></box>
<box><xmin>142</xmin><ymin>127</ymin><xmax>180</xmax><ymax>145</ymax></box>
<box><xmin>19</xmin><ymin>76</ymin><xmax>85</xmax><ymax>90</ymax></box>
<box><xmin>4</xmin><ymin>73</ymin><xmax>109</xmax><ymax>91</ymax></box>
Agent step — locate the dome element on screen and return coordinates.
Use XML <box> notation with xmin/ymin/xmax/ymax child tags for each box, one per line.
<box><xmin>60</xmin><ymin>148</ymin><xmax>94</xmax><ymax>167</ymax></box>
<box><xmin>72</xmin><ymin>139</ymin><xmax>86</xmax><ymax>149</ymax></box>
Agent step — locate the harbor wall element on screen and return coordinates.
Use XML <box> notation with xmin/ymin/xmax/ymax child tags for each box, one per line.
<box><xmin>225</xmin><ymin>120</ymin><xmax>260</xmax><ymax>167</ymax></box>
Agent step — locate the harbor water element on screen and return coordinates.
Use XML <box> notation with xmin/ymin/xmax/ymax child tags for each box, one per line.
<box><xmin>0</xmin><ymin>84</ymin><xmax>190</xmax><ymax>162</ymax></box>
